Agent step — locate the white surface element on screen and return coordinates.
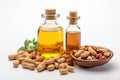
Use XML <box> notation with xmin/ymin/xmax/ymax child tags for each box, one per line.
<box><xmin>0</xmin><ymin>0</ymin><xmax>120</xmax><ymax>80</ymax></box>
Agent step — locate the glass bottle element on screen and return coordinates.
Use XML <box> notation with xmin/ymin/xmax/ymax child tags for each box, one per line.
<box><xmin>37</xmin><ymin>9</ymin><xmax>64</xmax><ymax>58</ymax></box>
<box><xmin>66</xmin><ymin>11</ymin><xmax>81</xmax><ymax>53</ymax></box>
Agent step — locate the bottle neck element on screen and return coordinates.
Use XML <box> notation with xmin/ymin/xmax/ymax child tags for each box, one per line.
<box><xmin>45</xmin><ymin>19</ymin><xmax>57</xmax><ymax>24</ymax></box>
<box><xmin>69</xmin><ymin>21</ymin><xmax>78</xmax><ymax>27</ymax></box>
<box><xmin>69</xmin><ymin>19</ymin><xmax>78</xmax><ymax>25</ymax></box>
<box><xmin>69</xmin><ymin>24</ymin><xmax>78</xmax><ymax>27</ymax></box>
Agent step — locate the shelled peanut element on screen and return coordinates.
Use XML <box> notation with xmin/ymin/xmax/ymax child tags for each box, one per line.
<box><xmin>8</xmin><ymin>50</ymin><xmax>74</xmax><ymax>75</ymax></box>
<box><xmin>73</xmin><ymin>45</ymin><xmax>111</xmax><ymax>60</ymax></box>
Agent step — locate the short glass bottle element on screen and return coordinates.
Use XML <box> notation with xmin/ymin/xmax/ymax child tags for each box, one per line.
<box><xmin>66</xmin><ymin>11</ymin><xmax>81</xmax><ymax>53</ymax></box>
<box><xmin>37</xmin><ymin>9</ymin><xmax>64</xmax><ymax>58</ymax></box>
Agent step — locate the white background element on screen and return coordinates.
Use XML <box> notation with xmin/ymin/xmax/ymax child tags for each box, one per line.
<box><xmin>0</xmin><ymin>0</ymin><xmax>120</xmax><ymax>80</ymax></box>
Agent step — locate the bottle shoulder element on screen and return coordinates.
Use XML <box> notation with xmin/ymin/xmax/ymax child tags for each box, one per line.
<box><xmin>38</xmin><ymin>23</ymin><xmax>63</xmax><ymax>31</ymax></box>
<box><xmin>66</xmin><ymin>25</ymin><xmax>81</xmax><ymax>32</ymax></box>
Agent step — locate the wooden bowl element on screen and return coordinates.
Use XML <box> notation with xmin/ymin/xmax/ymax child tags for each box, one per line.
<box><xmin>70</xmin><ymin>49</ymin><xmax>113</xmax><ymax>68</ymax></box>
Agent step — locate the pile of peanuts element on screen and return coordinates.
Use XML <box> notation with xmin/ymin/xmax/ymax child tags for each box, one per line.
<box><xmin>73</xmin><ymin>45</ymin><xmax>111</xmax><ymax>60</ymax></box>
<box><xmin>8</xmin><ymin>50</ymin><xmax>74</xmax><ymax>75</ymax></box>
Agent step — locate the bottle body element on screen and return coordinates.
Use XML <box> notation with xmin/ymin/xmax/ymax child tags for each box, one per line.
<box><xmin>38</xmin><ymin>23</ymin><xmax>64</xmax><ymax>58</ymax></box>
<box><xmin>66</xmin><ymin>25</ymin><xmax>81</xmax><ymax>53</ymax></box>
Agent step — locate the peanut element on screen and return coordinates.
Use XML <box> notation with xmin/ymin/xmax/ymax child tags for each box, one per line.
<box><xmin>88</xmin><ymin>47</ymin><xmax>97</xmax><ymax>56</ymax></box>
<box><xmin>8</xmin><ymin>54</ymin><xmax>17</xmax><ymax>60</ymax></box>
<box><xmin>47</xmin><ymin>64</ymin><xmax>55</xmax><ymax>71</ymax></box>
<box><xmin>22</xmin><ymin>52</ymin><xmax>29</xmax><ymax>57</ymax></box>
<box><xmin>96</xmin><ymin>53</ymin><xmax>102</xmax><ymax>59</ymax></box>
<box><xmin>24</xmin><ymin>57</ymin><xmax>35</xmax><ymax>64</ymax></box>
<box><xmin>17</xmin><ymin>57</ymin><xmax>25</xmax><ymax>63</ymax></box>
<box><xmin>43</xmin><ymin>59</ymin><xmax>47</xmax><ymax>62</ymax></box>
<box><xmin>59</xmin><ymin>63</ymin><xmax>67</xmax><ymax>69</ymax></box>
<box><xmin>100</xmin><ymin>56</ymin><xmax>106</xmax><ymax>59</ymax></box>
<box><xmin>74</xmin><ymin>50</ymin><xmax>84</xmax><ymax>58</ymax></box>
<box><xmin>27</xmin><ymin>54</ymin><xmax>32</xmax><ymax>59</ymax></box>
<box><xmin>57</xmin><ymin>58</ymin><xmax>65</xmax><ymax>63</ymax></box>
<box><xmin>35</xmin><ymin>55</ymin><xmax>45</xmax><ymax>62</ymax></box>
<box><xmin>62</xmin><ymin>54</ymin><xmax>70</xmax><ymax>59</ymax></box>
<box><xmin>97</xmin><ymin>48</ymin><xmax>108</xmax><ymax>53</ymax></box>
<box><xmin>91</xmin><ymin>56</ymin><xmax>96</xmax><ymax>59</ymax></box>
<box><xmin>65</xmin><ymin>57</ymin><xmax>73</xmax><ymax>62</ymax></box>
<box><xmin>36</xmin><ymin>62</ymin><xmax>46</xmax><ymax>72</ymax></box>
<box><xmin>104</xmin><ymin>52</ymin><xmax>110</xmax><ymax>57</ymax></box>
<box><xmin>15</xmin><ymin>54</ymin><xmax>25</xmax><ymax>59</ymax></box>
<box><xmin>54</xmin><ymin>62</ymin><xmax>59</xmax><ymax>69</ymax></box>
<box><xmin>54</xmin><ymin>56</ymin><xmax>61</xmax><ymax>61</ymax></box>
<box><xmin>59</xmin><ymin>69</ymin><xmax>68</xmax><ymax>75</ymax></box>
<box><xmin>87</xmin><ymin>56</ymin><xmax>92</xmax><ymax>60</ymax></box>
<box><xmin>13</xmin><ymin>60</ymin><xmax>20</xmax><ymax>67</ymax></box>
<box><xmin>31</xmin><ymin>51</ymin><xmax>36</xmax><ymax>59</ymax></box>
<box><xmin>21</xmin><ymin>61</ymin><xmax>35</xmax><ymax>70</ymax></box>
<box><xmin>67</xmin><ymin>66</ymin><xmax>74</xmax><ymax>72</ymax></box>
<box><xmin>45</xmin><ymin>58</ymin><xmax>55</xmax><ymax>65</ymax></box>
<box><xmin>80</xmin><ymin>51</ymin><xmax>90</xmax><ymax>59</ymax></box>
<box><xmin>17</xmin><ymin>51</ymin><xmax>26</xmax><ymax>55</ymax></box>
<box><xmin>39</xmin><ymin>56</ymin><xmax>45</xmax><ymax>61</ymax></box>
<box><xmin>35</xmin><ymin>62</ymin><xmax>41</xmax><ymax>66</ymax></box>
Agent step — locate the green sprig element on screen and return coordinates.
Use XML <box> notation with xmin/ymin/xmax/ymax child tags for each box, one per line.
<box><xmin>17</xmin><ymin>38</ymin><xmax>37</xmax><ymax>52</ymax></box>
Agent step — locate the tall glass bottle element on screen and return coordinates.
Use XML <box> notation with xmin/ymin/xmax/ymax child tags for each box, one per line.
<box><xmin>66</xmin><ymin>11</ymin><xmax>81</xmax><ymax>53</ymax></box>
<box><xmin>37</xmin><ymin>9</ymin><xmax>64</xmax><ymax>58</ymax></box>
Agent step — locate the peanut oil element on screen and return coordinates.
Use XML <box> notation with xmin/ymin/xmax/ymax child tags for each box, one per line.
<box><xmin>66</xmin><ymin>31</ymin><xmax>81</xmax><ymax>52</ymax></box>
<box><xmin>37</xmin><ymin>9</ymin><xmax>64</xmax><ymax>58</ymax></box>
<box><xmin>38</xmin><ymin>27</ymin><xmax>64</xmax><ymax>58</ymax></box>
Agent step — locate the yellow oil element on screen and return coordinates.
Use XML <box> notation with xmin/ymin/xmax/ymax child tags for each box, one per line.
<box><xmin>37</xmin><ymin>27</ymin><xmax>64</xmax><ymax>58</ymax></box>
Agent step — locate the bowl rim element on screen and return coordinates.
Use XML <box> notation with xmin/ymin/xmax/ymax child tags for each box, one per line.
<box><xmin>70</xmin><ymin>49</ymin><xmax>114</xmax><ymax>62</ymax></box>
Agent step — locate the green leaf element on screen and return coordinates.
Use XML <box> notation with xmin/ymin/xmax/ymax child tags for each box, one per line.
<box><xmin>17</xmin><ymin>46</ymin><xmax>26</xmax><ymax>52</ymax></box>
<box><xmin>32</xmin><ymin>38</ymin><xmax>36</xmax><ymax>45</ymax></box>
<box><xmin>24</xmin><ymin>39</ymin><xmax>28</xmax><ymax>47</ymax></box>
<box><xmin>32</xmin><ymin>38</ymin><xmax>35</xmax><ymax>43</ymax></box>
<box><xmin>24</xmin><ymin>39</ymin><xmax>31</xmax><ymax>49</ymax></box>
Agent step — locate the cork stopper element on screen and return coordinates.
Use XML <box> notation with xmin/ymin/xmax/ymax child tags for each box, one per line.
<box><xmin>41</xmin><ymin>9</ymin><xmax>58</xmax><ymax>20</ymax></box>
<box><xmin>45</xmin><ymin>9</ymin><xmax>56</xmax><ymax>15</ymax></box>
<box><xmin>67</xmin><ymin>11</ymin><xmax>80</xmax><ymax>24</ymax></box>
<box><xmin>70</xmin><ymin>11</ymin><xmax>77</xmax><ymax>18</ymax></box>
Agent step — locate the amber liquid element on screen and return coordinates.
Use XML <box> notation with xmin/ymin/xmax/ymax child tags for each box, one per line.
<box><xmin>66</xmin><ymin>31</ymin><xmax>81</xmax><ymax>53</ymax></box>
<box><xmin>38</xmin><ymin>27</ymin><xmax>64</xmax><ymax>58</ymax></box>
